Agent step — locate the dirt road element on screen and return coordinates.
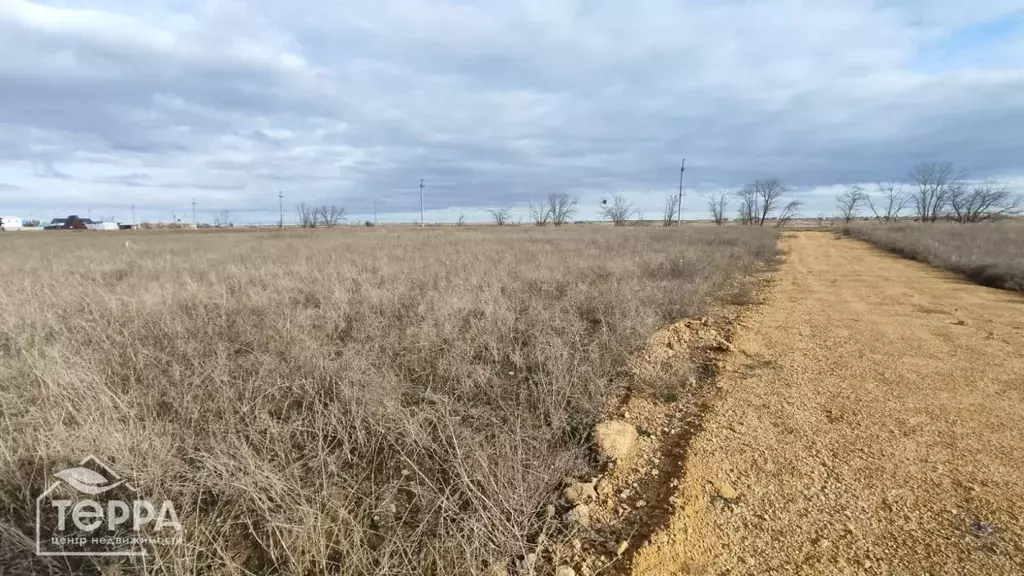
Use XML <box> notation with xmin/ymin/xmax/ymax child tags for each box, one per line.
<box><xmin>631</xmin><ymin>232</ymin><xmax>1024</xmax><ymax>575</ymax></box>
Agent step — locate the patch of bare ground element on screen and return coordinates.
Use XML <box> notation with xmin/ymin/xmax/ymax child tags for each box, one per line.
<box><xmin>547</xmin><ymin>272</ymin><xmax>773</xmax><ymax>576</ymax></box>
<box><xmin>631</xmin><ymin>232</ymin><xmax>1024</xmax><ymax>576</ymax></box>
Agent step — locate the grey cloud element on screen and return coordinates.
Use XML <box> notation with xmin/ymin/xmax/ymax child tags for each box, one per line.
<box><xmin>32</xmin><ymin>160</ymin><xmax>72</xmax><ymax>180</ymax></box>
<box><xmin>1</xmin><ymin>0</ymin><xmax>1022</xmax><ymax>221</ymax></box>
<box><xmin>92</xmin><ymin>173</ymin><xmax>151</xmax><ymax>186</ymax></box>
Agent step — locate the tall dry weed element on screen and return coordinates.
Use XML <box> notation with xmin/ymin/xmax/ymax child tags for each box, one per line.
<box><xmin>0</xmin><ymin>226</ymin><xmax>777</xmax><ymax>575</ymax></box>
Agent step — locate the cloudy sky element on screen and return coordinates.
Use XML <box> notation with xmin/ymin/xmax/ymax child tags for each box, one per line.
<box><xmin>1</xmin><ymin>0</ymin><xmax>1023</xmax><ymax>224</ymax></box>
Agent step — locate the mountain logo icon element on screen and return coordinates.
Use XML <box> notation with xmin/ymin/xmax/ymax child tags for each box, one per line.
<box><xmin>53</xmin><ymin>467</ymin><xmax>125</xmax><ymax>495</ymax></box>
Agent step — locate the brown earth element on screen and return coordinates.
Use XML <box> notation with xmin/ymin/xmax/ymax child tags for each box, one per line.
<box><xmin>631</xmin><ymin>232</ymin><xmax>1024</xmax><ymax>575</ymax></box>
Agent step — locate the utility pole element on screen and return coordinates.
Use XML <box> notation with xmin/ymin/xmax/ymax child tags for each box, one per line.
<box><xmin>374</xmin><ymin>197</ymin><xmax>378</xmax><ymax>225</ymax></box>
<box><xmin>278</xmin><ymin>191</ymin><xmax>284</xmax><ymax>229</ymax></box>
<box><xmin>131</xmin><ymin>204</ymin><xmax>136</xmax><ymax>228</ymax></box>
<box><xmin>419</xmin><ymin>178</ymin><xmax>425</xmax><ymax>227</ymax></box>
<box><xmin>191</xmin><ymin>198</ymin><xmax>197</xmax><ymax>229</ymax></box>
<box><xmin>677</xmin><ymin>158</ymin><xmax>686</xmax><ymax>226</ymax></box>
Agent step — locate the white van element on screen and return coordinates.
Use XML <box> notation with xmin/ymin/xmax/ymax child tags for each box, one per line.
<box><xmin>0</xmin><ymin>216</ymin><xmax>23</xmax><ymax>231</ymax></box>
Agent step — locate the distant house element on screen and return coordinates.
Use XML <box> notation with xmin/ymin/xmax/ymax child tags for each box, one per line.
<box><xmin>44</xmin><ymin>215</ymin><xmax>94</xmax><ymax>230</ymax></box>
<box><xmin>0</xmin><ymin>216</ymin><xmax>23</xmax><ymax>231</ymax></box>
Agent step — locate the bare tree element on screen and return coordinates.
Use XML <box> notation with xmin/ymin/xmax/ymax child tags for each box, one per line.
<box><xmin>949</xmin><ymin>182</ymin><xmax>1022</xmax><ymax>223</ymax></box>
<box><xmin>662</xmin><ymin>193</ymin><xmax>680</xmax><ymax>226</ymax></box>
<box><xmin>215</xmin><ymin>210</ymin><xmax>234</xmax><ymax>228</ymax></box>
<box><xmin>910</xmin><ymin>162</ymin><xmax>965</xmax><ymax>222</ymax></box>
<box><xmin>775</xmin><ymin>200</ymin><xmax>801</xmax><ymax>227</ymax></box>
<box><xmin>836</xmin><ymin>185</ymin><xmax>868</xmax><ymax>223</ymax></box>
<box><xmin>547</xmin><ymin>192</ymin><xmax>577</xmax><ymax>226</ymax></box>
<box><xmin>600</xmin><ymin>195</ymin><xmax>634</xmax><ymax>226</ymax></box>
<box><xmin>296</xmin><ymin>203</ymin><xmax>317</xmax><ymax>228</ymax></box>
<box><xmin>529</xmin><ymin>199</ymin><xmax>551</xmax><ymax>226</ymax></box>
<box><xmin>867</xmin><ymin>181</ymin><xmax>908</xmax><ymax>222</ymax></box>
<box><xmin>755</xmin><ymin>179</ymin><xmax>788</xmax><ymax>226</ymax></box>
<box><xmin>736</xmin><ymin>185</ymin><xmax>757</xmax><ymax>225</ymax></box>
<box><xmin>489</xmin><ymin>208</ymin><xmax>512</xmax><ymax>226</ymax></box>
<box><xmin>316</xmin><ymin>205</ymin><xmax>346</xmax><ymax>228</ymax></box>
<box><xmin>708</xmin><ymin>190</ymin><xmax>729</xmax><ymax>225</ymax></box>
<box><xmin>736</xmin><ymin>179</ymin><xmax>788</xmax><ymax>226</ymax></box>
<box><xmin>456</xmin><ymin>214</ymin><xmax>466</xmax><ymax>226</ymax></box>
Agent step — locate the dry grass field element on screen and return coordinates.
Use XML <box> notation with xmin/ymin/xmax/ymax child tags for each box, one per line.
<box><xmin>0</xmin><ymin>226</ymin><xmax>777</xmax><ymax>575</ymax></box>
<box><xmin>843</xmin><ymin>221</ymin><xmax>1024</xmax><ymax>291</ymax></box>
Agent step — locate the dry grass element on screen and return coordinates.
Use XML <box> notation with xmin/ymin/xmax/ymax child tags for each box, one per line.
<box><xmin>0</xmin><ymin>226</ymin><xmax>777</xmax><ymax>575</ymax></box>
<box><xmin>843</xmin><ymin>221</ymin><xmax>1024</xmax><ymax>292</ymax></box>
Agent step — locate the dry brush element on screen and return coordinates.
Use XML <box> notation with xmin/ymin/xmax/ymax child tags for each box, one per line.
<box><xmin>0</xmin><ymin>226</ymin><xmax>778</xmax><ymax>575</ymax></box>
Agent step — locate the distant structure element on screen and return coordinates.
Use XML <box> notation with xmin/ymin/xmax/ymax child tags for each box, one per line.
<box><xmin>0</xmin><ymin>216</ymin><xmax>23</xmax><ymax>231</ymax></box>
<box><xmin>44</xmin><ymin>215</ymin><xmax>94</xmax><ymax>230</ymax></box>
<box><xmin>41</xmin><ymin>215</ymin><xmax>140</xmax><ymax>230</ymax></box>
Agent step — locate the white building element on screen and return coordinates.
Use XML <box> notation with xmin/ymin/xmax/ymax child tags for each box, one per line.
<box><xmin>87</xmin><ymin>221</ymin><xmax>120</xmax><ymax>231</ymax></box>
<box><xmin>0</xmin><ymin>216</ymin><xmax>23</xmax><ymax>231</ymax></box>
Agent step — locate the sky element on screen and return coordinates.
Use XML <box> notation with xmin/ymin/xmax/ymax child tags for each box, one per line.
<box><xmin>1</xmin><ymin>0</ymin><xmax>1023</xmax><ymax>225</ymax></box>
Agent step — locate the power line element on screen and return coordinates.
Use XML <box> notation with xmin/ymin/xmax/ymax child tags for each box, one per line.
<box><xmin>278</xmin><ymin>191</ymin><xmax>284</xmax><ymax>229</ymax></box>
<box><xmin>677</xmin><ymin>158</ymin><xmax>686</xmax><ymax>226</ymax></box>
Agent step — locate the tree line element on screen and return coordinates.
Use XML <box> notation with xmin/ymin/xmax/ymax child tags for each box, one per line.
<box><xmin>289</xmin><ymin>161</ymin><xmax>1019</xmax><ymax>228</ymax></box>
<box><xmin>832</xmin><ymin>162</ymin><xmax>1021</xmax><ymax>224</ymax></box>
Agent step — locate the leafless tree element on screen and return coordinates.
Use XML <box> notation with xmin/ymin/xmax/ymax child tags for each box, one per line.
<box><xmin>736</xmin><ymin>185</ymin><xmax>757</xmax><ymax>225</ymax></box>
<box><xmin>529</xmin><ymin>199</ymin><xmax>551</xmax><ymax>226</ymax></box>
<box><xmin>867</xmin><ymin>181</ymin><xmax>908</xmax><ymax>222</ymax></box>
<box><xmin>662</xmin><ymin>193</ymin><xmax>680</xmax><ymax>226</ymax></box>
<box><xmin>775</xmin><ymin>200</ymin><xmax>801</xmax><ymax>227</ymax></box>
<box><xmin>815</xmin><ymin>212</ymin><xmax>827</xmax><ymax>227</ymax></box>
<box><xmin>215</xmin><ymin>210</ymin><xmax>233</xmax><ymax>227</ymax></box>
<box><xmin>708</xmin><ymin>190</ymin><xmax>729</xmax><ymax>225</ymax></box>
<box><xmin>755</xmin><ymin>179</ymin><xmax>788</xmax><ymax>226</ymax></box>
<box><xmin>489</xmin><ymin>208</ymin><xmax>512</xmax><ymax>226</ymax></box>
<box><xmin>547</xmin><ymin>192</ymin><xmax>577</xmax><ymax>226</ymax></box>
<box><xmin>600</xmin><ymin>195</ymin><xmax>634</xmax><ymax>226</ymax></box>
<box><xmin>736</xmin><ymin>179</ymin><xmax>788</xmax><ymax>226</ymax></box>
<box><xmin>296</xmin><ymin>203</ymin><xmax>317</xmax><ymax>228</ymax></box>
<box><xmin>910</xmin><ymin>162</ymin><xmax>966</xmax><ymax>222</ymax></box>
<box><xmin>836</xmin><ymin>185</ymin><xmax>868</xmax><ymax>223</ymax></box>
<box><xmin>949</xmin><ymin>182</ymin><xmax>1022</xmax><ymax>223</ymax></box>
<box><xmin>456</xmin><ymin>214</ymin><xmax>466</xmax><ymax>226</ymax></box>
<box><xmin>316</xmin><ymin>205</ymin><xmax>346</xmax><ymax>227</ymax></box>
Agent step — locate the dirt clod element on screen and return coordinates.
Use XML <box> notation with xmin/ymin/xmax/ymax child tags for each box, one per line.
<box><xmin>593</xmin><ymin>421</ymin><xmax>639</xmax><ymax>463</ymax></box>
<box><xmin>565</xmin><ymin>482</ymin><xmax>598</xmax><ymax>505</ymax></box>
<box><xmin>566</xmin><ymin>504</ymin><xmax>592</xmax><ymax>529</ymax></box>
<box><xmin>713</xmin><ymin>481</ymin><xmax>738</xmax><ymax>502</ymax></box>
